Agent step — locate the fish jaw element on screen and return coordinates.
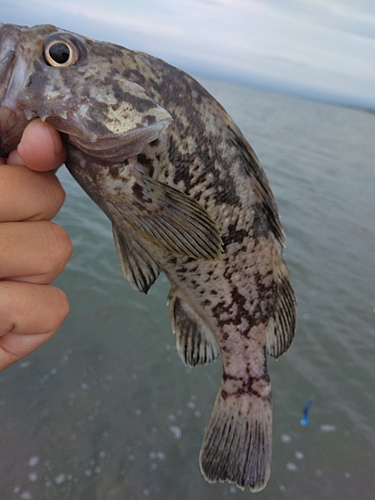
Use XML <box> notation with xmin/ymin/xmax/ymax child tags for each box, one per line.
<box><xmin>0</xmin><ymin>23</ymin><xmax>29</xmax><ymax>154</ymax></box>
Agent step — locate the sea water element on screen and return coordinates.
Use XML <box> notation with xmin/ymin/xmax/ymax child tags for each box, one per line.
<box><xmin>0</xmin><ymin>79</ymin><xmax>374</xmax><ymax>500</ymax></box>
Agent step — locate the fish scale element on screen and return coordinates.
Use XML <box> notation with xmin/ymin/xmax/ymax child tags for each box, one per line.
<box><xmin>0</xmin><ymin>22</ymin><xmax>296</xmax><ymax>492</ymax></box>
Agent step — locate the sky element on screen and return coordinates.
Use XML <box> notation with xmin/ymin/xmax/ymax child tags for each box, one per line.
<box><xmin>1</xmin><ymin>0</ymin><xmax>374</xmax><ymax>108</ymax></box>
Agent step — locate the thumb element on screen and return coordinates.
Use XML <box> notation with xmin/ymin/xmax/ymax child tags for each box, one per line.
<box><xmin>15</xmin><ymin>119</ymin><xmax>66</xmax><ymax>171</ymax></box>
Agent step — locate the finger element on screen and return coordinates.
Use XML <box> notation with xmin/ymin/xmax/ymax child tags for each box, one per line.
<box><xmin>0</xmin><ymin>165</ymin><xmax>66</xmax><ymax>222</ymax></box>
<box><xmin>0</xmin><ymin>221</ymin><xmax>73</xmax><ymax>283</ymax></box>
<box><xmin>6</xmin><ymin>149</ymin><xmax>25</xmax><ymax>166</ymax></box>
<box><xmin>0</xmin><ymin>281</ymin><xmax>69</xmax><ymax>371</ymax></box>
<box><xmin>17</xmin><ymin>119</ymin><xmax>66</xmax><ymax>171</ymax></box>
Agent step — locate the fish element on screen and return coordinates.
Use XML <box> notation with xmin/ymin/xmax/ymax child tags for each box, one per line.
<box><xmin>0</xmin><ymin>23</ymin><xmax>296</xmax><ymax>492</ymax></box>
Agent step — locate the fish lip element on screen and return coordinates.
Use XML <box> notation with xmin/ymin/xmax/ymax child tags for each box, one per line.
<box><xmin>1</xmin><ymin>55</ymin><xmax>28</xmax><ymax>112</ymax></box>
<box><xmin>0</xmin><ymin>24</ymin><xmax>19</xmax><ymax>103</ymax></box>
<box><xmin>0</xmin><ymin>46</ymin><xmax>14</xmax><ymax>65</ymax></box>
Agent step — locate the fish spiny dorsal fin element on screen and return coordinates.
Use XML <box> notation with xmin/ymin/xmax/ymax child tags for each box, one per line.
<box><xmin>200</xmin><ymin>377</ymin><xmax>272</xmax><ymax>492</ymax></box>
<box><xmin>112</xmin><ymin>224</ymin><xmax>160</xmax><ymax>294</ymax></box>
<box><xmin>225</xmin><ymin>121</ymin><xmax>284</xmax><ymax>246</ymax></box>
<box><xmin>266</xmin><ymin>275</ymin><xmax>296</xmax><ymax>358</ymax></box>
<box><xmin>167</xmin><ymin>288</ymin><xmax>220</xmax><ymax>366</ymax></box>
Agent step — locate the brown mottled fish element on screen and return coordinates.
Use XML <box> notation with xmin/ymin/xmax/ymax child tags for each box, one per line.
<box><xmin>0</xmin><ymin>23</ymin><xmax>296</xmax><ymax>492</ymax></box>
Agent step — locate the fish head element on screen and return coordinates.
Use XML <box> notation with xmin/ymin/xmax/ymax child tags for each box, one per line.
<box><xmin>0</xmin><ymin>23</ymin><xmax>172</xmax><ymax>160</ymax></box>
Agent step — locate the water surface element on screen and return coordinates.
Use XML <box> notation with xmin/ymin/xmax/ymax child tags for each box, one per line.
<box><xmin>0</xmin><ymin>80</ymin><xmax>374</xmax><ymax>499</ymax></box>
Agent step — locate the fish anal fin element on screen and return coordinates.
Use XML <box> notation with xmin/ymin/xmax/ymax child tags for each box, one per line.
<box><xmin>267</xmin><ymin>276</ymin><xmax>296</xmax><ymax>358</ymax></box>
<box><xmin>168</xmin><ymin>289</ymin><xmax>220</xmax><ymax>366</ymax></box>
<box><xmin>112</xmin><ymin>224</ymin><xmax>160</xmax><ymax>294</ymax></box>
<box><xmin>200</xmin><ymin>380</ymin><xmax>272</xmax><ymax>492</ymax></box>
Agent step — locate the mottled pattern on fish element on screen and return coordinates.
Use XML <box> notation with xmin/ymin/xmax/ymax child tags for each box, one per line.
<box><xmin>0</xmin><ymin>23</ymin><xmax>297</xmax><ymax>492</ymax></box>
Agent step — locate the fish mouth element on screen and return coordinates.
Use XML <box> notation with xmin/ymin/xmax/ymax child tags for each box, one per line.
<box><xmin>0</xmin><ymin>103</ymin><xmax>29</xmax><ymax>156</ymax></box>
<box><xmin>0</xmin><ymin>105</ymin><xmax>15</xmax><ymax>132</ymax></box>
<box><xmin>0</xmin><ymin>23</ymin><xmax>27</xmax><ymax>155</ymax></box>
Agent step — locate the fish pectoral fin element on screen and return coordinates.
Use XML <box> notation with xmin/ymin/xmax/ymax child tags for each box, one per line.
<box><xmin>266</xmin><ymin>275</ymin><xmax>296</xmax><ymax>358</ymax></box>
<box><xmin>200</xmin><ymin>380</ymin><xmax>272</xmax><ymax>492</ymax></box>
<box><xmin>168</xmin><ymin>289</ymin><xmax>220</xmax><ymax>366</ymax></box>
<box><xmin>129</xmin><ymin>176</ymin><xmax>223</xmax><ymax>261</ymax></box>
<box><xmin>112</xmin><ymin>224</ymin><xmax>160</xmax><ymax>294</ymax></box>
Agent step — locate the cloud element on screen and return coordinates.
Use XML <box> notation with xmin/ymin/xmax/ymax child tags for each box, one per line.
<box><xmin>1</xmin><ymin>0</ymin><xmax>374</xmax><ymax>106</ymax></box>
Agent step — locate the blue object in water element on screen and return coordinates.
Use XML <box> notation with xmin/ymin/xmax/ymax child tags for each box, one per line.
<box><xmin>301</xmin><ymin>396</ymin><xmax>315</xmax><ymax>425</ymax></box>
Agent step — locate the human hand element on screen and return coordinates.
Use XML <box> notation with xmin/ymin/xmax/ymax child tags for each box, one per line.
<box><xmin>0</xmin><ymin>119</ymin><xmax>72</xmax><ymax>371</ymax></box>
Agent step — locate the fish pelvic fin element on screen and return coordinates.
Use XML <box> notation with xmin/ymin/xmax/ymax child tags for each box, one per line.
<box><xmin>168</xmin><ymin>288</ymin><xmax>220</xmax><ymax>366</ymax></box>
<box><xmin>200</xmin><ymin>381</ymin><xmax>272</xmax><ymax>492</ymax></box>
<box><xmin>112</xmin><ymin>224</ymin><xmax>160</xmax><ymax>294</ymax></box>
<box><xmin>266</xmin><ymin>274</ymin><xmax>296</xmax><ymax>358</ymax></box>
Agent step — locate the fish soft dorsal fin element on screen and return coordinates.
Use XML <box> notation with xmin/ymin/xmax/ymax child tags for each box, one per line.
<box><xmin>266</xmin><ymin>276</ymin><xmax>296</xmax><ymax>358</ymax></box>
<box><xmin>168</xmin><ymin>288</ymin><xmax>220</xmax><ymax>366</ymax></box>
<box><xmin>115</xmin><ymin>175</ymin><xmax>223</xmax><ymax>261</ymax></box>
<box><xmin>112</xmin><ymin>224</ymin><xmax>160</xmax><ymax>294</ymax></box>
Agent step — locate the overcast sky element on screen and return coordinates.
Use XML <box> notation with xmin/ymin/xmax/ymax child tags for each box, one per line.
<box><xmin>1</xmin><ymin>0</ymin><xmax>374</xmax><ymax>107</ymax></box>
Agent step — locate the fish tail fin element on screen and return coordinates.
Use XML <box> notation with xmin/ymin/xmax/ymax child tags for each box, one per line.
<box><xmin>199</xmin><ymin>381</ymin><xmax>272</xmax><ymax>492</ymax></box>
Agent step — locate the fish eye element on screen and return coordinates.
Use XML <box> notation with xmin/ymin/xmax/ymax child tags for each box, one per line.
<box><xmin>44</xmin><ymin>38</ymin><xmax>79</xmax><ymax>67</ymax></box>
